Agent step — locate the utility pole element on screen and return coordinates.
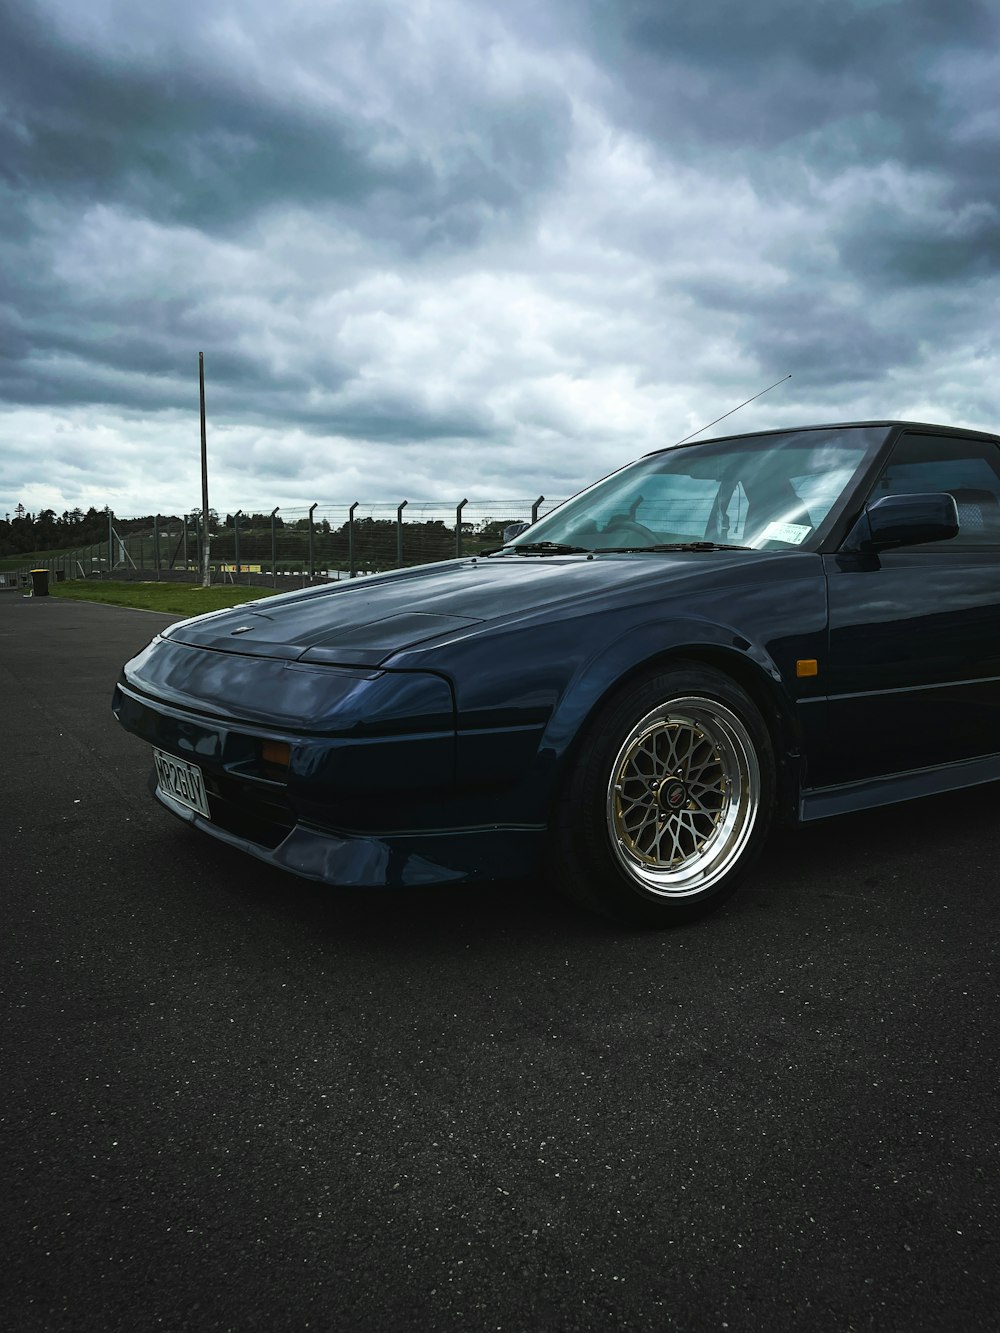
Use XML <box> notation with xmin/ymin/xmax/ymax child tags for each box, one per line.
<box><xmin>199</xmin><ymin>352</ymin><xmax>211</xmax><ymax>587</ymax></box>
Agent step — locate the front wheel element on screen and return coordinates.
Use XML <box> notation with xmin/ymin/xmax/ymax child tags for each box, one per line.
<box><xmin>552</xmin><ymin>665</ymin><xmax>775</xmax><ymax>925</ymax></box>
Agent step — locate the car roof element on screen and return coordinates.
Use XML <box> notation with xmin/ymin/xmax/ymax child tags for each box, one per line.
<box><xmin>645</xmin><ymin>420</ymin><xmax>1000</xmax><ymax>457</ymax></box>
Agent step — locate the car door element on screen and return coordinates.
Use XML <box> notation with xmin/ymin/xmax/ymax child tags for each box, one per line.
<box><xmin>808</xmin><ymin>430</ymin><xmax>1000</xmax><ymax>791</ymax></box>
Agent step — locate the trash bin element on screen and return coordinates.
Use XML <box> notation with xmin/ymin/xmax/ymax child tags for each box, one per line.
<box><xmin>55</xmin><ymin>570</ymin><xmax>66</xmax><ymax>582</ymax></box>
<box><xmin>30</xmin><ymin>569</ymin><xmax>50</xmax><ymax>597</ymax></box>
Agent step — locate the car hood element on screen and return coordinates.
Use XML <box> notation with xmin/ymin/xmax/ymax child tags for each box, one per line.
<box><xmin>164</xmin><ymin>551</ymin><xmax>776</xmax><ymax>667</ymax></box>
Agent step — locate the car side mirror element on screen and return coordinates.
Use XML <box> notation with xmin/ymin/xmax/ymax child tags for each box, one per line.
<box><xmin>503</xmin><ymin>521</ymin><xmax>530</xmax><ymax>544</ymax></box>
<box><xmin>844</xmin><ymin>493</ymin><xmax>959</xmax><ymax>553</ymax></box>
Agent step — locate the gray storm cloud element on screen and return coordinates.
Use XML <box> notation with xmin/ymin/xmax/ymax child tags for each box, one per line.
<box><xmin>1</xmin><ymin>0</ymin><xmax>998</xmax><ymax>518</ymax></box>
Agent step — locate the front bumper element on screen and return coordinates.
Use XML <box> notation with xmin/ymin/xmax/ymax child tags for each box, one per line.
<box><xmin>151</xmin><ymin>776</ymin><xmax>544</xmax><ymax>887</ymax></box>
<box><xmin>114</xmin><ymin>652</ymin><xmax>545</xmax><ymax>887</ymax></box>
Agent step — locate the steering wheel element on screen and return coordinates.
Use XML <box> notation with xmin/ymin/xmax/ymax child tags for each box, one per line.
<box><xmin>601</xmin><ymin>517</ymin><xmax>659</xmax><ymax>545</ymax></box>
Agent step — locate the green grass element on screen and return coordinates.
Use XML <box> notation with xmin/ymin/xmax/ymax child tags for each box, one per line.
<box><xmin>49</xmin><ymin>579</ymin><xmax>283</xmax><ymax>615</ymax></box>
<box><xmin>0</xmin><ymin>547</ymin><xmax>78</xmax><ymax>571</ymax></box>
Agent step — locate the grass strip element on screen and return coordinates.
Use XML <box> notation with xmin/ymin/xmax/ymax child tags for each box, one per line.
<box><xmin>49</xmin><ymin>579</ymin><xmax>283</xmax><ymax>616</ymax></box>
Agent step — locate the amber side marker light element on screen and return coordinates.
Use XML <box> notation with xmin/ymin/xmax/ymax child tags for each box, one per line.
<box><xmin>261</xmin><ymin>740</ymin><xmax>291</xmax><ymax>769</ymax></box>
<box><xmin>796</xmin><ymin>659</ymin><xmax>819</xmax><ymax>678</ymax></box>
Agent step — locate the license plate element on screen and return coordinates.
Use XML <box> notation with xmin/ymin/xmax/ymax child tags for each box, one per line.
<box><xmin>153</xmin><ymin>748</ymin><xmax>211</xmax><ymax>818</ymax></box>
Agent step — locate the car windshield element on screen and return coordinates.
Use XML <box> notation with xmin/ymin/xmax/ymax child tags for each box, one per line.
<box><xmin>509</xmin><ymin>425</ymin><xmax>888</xmax><ymax>553</ymax></box>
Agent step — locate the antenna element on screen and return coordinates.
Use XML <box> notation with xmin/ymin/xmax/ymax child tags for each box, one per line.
<box><xmin>673</xmin><ymin>374</ymin><xmax>791</xmax><ymax>447</ymax></box>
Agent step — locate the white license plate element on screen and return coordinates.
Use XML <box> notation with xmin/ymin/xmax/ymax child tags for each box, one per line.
<box><xmin>153</xmin><ymin>748</ymin><xmax>211</xmax><ymax>818</ymax></box>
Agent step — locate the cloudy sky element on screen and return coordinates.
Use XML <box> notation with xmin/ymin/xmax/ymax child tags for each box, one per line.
<box><xmin>2</xmin><ymin>0</ymin><xmax>999</xmax><ymax>521</ymax></box>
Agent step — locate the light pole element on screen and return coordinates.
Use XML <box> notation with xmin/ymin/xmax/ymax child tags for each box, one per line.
<box><xmin>199</xmin><ymin>352</ymin><xmax>211</xmax><ymax>587</ymax></box>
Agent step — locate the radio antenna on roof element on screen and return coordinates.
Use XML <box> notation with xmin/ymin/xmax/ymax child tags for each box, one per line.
<box><xmin>672</xmin><ymin>374</ymin><xmax>792</xmax><ymax>447</ymax></box>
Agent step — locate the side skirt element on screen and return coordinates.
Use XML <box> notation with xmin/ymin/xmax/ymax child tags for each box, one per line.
<box><xmin>799</xmin><ymin>751</ymin><xmax>1000</xmax><ymax>822</ymax></box>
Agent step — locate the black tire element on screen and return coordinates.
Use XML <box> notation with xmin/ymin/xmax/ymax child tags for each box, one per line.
<box><xmin>551</xmin><ymin>663</ymin><xmax>775</xmax><ymax>926</ymax></box>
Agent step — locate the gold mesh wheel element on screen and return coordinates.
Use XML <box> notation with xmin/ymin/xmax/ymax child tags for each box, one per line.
<box><xmin>606</xmin><ymin>695</ymin><xmax>760</xmax><ymax>898</ymax></box>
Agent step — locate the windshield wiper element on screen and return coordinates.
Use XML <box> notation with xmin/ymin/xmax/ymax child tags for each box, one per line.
<box><xmin>598</xmin><ymin>541</ymin><xmax>752</xmax><ymax>553</ymax></box>
<box><xmin>493</xmin><ymin>539</ymin><xmax>753</xmax><ymax>557</ymax></box>
<box><xmin>510</xmin><ymin>541</ymin><xmax>593</xmax><ymax>555</ymax></box>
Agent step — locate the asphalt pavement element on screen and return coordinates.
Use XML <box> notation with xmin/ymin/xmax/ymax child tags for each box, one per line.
<box><xmin>2</xmin><ymin>591</ymin><xmax>998</xmax><ymax>1331</ymax></box>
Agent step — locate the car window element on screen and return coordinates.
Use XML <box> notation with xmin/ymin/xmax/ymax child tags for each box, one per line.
<box><xmin>872</xmin><ymin>434</ymin><xmax>1000</xmax><ymax>547</ymax></box>
<box><xmin>632</xmin><ymin>475</ymin><xmax>721</xmax><ymax>537</ymax></box>
<box><xmin>515</xmin><ymin>426</ymin><xmax>887</xmax><ymax>553</ymax></box>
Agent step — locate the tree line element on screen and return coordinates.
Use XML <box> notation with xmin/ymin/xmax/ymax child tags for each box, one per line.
<box><xmin>0</xmin><ymin>506</ymin><xmax>171</xmax><ymax>557</ymax></box>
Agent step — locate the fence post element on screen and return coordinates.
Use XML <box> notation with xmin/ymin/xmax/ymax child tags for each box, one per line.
<box><xmin>233</xmin><ymin>510</ymin><xmax>242</xmax><ymax>578</ymax></box>
<box><xmin>532</xmin><ymin>495</ymin><xmax>545</xmax><ymax>524</ymax></box>
<box><xmin>308</xmin><ymin>502</ymin><xmax>317</xmax><ymax>582</ymax></box>
<box><xmin>183</xmin><ymin>516</ymin><xmax>188</xmax><ymax>572</ymax></box>
<box><xmin>348</xmin><ymin>502</ymin><xmax>358</xmax><ymax>578</ymax></box>
<box><xmin>153</xmin><ymin>514</ymin><xmax>161</xmax><ymax>579</ymax></box>
<box><xmin>107</xmin><ymin>508</ymin><xmax>113</xmax><ymax>578</ymax></box>
<box><xmin>271</xmin><ymin>507</ymin><xmax>280</xmax><ymax>588</ymax></box>
<box><xmin>396</xmin><ymin>501</ymin><xmax>408</xmax><ymax>568</ymax></box>
<box><xmin>455</xmin><ymin>498</ymin><xmax>468</xmax><ymax>557</ymax></box>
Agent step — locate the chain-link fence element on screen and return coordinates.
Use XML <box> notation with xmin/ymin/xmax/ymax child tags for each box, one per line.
<box><xmin>3</xmin><ymin>497</ymin><xmax>563</xmax><ymax>590</ymax></box>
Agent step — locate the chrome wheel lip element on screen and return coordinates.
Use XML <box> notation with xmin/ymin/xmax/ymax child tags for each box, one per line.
<box><xmin>605</xmin><ymin>694</ymin><xmax>760</xmax><ymax>899</ymax></box>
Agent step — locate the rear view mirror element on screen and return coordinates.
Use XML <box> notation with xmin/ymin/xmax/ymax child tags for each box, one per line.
<box><xmin>846</xmin><ymin>493</ymin><xmax>959</xmax><ymax>552</ymax></box>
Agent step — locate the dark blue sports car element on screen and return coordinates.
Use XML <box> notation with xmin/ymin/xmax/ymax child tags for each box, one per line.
<box><xmin>113</xmin><ymin>420</ymin><xmax>1000</xmax><ymax>924</ymax></box>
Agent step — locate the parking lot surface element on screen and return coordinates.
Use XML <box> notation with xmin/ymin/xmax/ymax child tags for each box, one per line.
<box><xmin>2</xmin><ymin>592</ymin><xmax>999</xmax><ymax>1331</ymax></box>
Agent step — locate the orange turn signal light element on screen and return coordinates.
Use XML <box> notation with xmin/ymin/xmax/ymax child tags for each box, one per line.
<box><xmin>796</xmin><ymin>659</ymin><xmax>819</xmax><ymax>678</ymax></box>
<box><xmin>261</xmin><ymin>740</ymin><xmax>291</xmax><ymax>768</ymax></box>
